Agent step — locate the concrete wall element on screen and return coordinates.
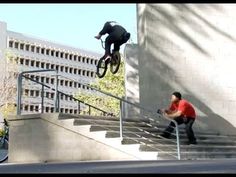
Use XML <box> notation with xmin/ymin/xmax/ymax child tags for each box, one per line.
<box><xmin>8</xmin><ymin>114</ymin><xmax>136</xmax><ymax>163</ymax></box>
<box><xmin>125</xmin><ymin>4</ymin><xmax>236</xmax><ymax>135</ymax></box>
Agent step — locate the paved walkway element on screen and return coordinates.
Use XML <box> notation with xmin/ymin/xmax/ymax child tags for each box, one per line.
<box><xmin>1</xmin><ymin>159</ymin><xmax>236</xmax><ymax>173</ymax></box>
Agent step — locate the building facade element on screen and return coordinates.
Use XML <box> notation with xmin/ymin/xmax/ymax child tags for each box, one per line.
<box><xmin>0</xmin><ymin>21</ymin><xmax>100</xmax><ymax>115</ymax></box>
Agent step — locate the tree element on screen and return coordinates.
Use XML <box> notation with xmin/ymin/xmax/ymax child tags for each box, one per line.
<box><xmin>0</xmin><ymin>49</ymin><xmax>18</xmax><ymax>119</ymax></box>
<box><xmin>75</xmin><ymin>57</ymin><xmax>125</xmax><ymax>116</ymax></box>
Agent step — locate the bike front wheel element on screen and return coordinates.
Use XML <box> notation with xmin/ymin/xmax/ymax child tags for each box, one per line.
<box><xmin>0</xmin><ymin>138</ymin><xmax>8</xmax><ymax>163</ymax></box>
<box><xmin>110</xmin><ymin>52</ymin><xmax>121</xmax><ymax>74</ymax></box>
<box><xmin>96</xmin><ymin>57</ymin><xmax>108</xmax><ymax>78</ymax></box>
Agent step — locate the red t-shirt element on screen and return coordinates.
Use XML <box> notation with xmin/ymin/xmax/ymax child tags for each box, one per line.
<box><xmin>169</xmin><ymin>99</ymin><xmax>196</xmax><ymax>119</ymax></box>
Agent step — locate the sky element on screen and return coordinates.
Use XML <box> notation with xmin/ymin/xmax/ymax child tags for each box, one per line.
<box><xmin>0</xmin><ymin>3</ymin><xmax>137</xmax><ymax>55</ymax></box>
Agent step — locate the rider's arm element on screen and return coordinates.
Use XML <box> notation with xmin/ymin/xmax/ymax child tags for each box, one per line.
<box><xmin>99</xmin><ymin>22</ymin><xmax>112</xmax><ymax>35</ymax></box>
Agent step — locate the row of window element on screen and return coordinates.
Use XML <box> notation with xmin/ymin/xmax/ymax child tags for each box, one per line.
<box><xmin>24</xmin><ymin>74</ymin><xmax>92</xmax><ymax>90</ymax></box>
<box><xmin>8</xmin><ymin>40</ymin><xmax>98</xmax><ymax>65</ymax></box>
<box><xmin>17</xmin><ymin>57</ymin><xmax>96</xmax><ymax>78</ymax></box>
<box><xmin>22</xmin><ymin>104</ymin><xmax>81</xmax><ymax>114</ymax></box>
<box><xmin>24</xmin><ymin>89</ymin><xmax>89</xmax><ymax>101</ymax></box>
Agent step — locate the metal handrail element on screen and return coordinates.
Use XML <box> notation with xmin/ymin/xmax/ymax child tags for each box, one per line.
<box><xmin>17</xmin><ymin>70</ymin><xmax>113</xmax><ymax>117</ymax></box>
<box><xmin>59</xmin><ymin>74</ymin><xmax>181</xmax><ymax>160</ymax></box>
<box><xmin>16</xmin><ymin>69</ymin><xmax>181</xmax><ymax>160</ymax></box>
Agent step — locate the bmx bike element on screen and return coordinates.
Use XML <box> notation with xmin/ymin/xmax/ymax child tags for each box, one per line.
<box><xmin>0</xmin><ymin>119</ymin><xmax>9</xmax><ymax>163</ymax></box>
<box><xmin>96</xmin><ymin>39</ymin><xmax>121</xmax><ymax>78</ymax></box>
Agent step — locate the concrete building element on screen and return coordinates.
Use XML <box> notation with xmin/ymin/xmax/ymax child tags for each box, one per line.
<box><xmin>125</xmin><ymin>4</ymin><xmax>236</xmax><ymax>135</ymax></box>
<box><xmin>0</xmin><ymin>20</ymin><xmax>100</xmax><ymax>115</ymax></box>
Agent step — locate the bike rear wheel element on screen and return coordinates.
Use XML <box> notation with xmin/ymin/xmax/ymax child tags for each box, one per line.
<box><xmin>0</xmin><ymin>138</ymin><xmax>8</xmax><ymax>163</ymax></box>
<box><xmin>110</xmin><ymin>51</ymin><xmax>121</xmax><ymax>74</ymax></box>
<box><xmin>96</xmin><ymin>57</ymin><xmax>108</xmax><ymax>78</ymax></box>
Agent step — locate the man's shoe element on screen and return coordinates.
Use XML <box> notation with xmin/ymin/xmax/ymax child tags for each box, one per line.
<box><xmin>160</xmin><ymin>133</ymin><xmax>171</xmax><ymax>139</ymax></box>
<box><xmin>188</xmin><ymin>141</ymin><xmax>197</xmax><ymax>145</ymax></box>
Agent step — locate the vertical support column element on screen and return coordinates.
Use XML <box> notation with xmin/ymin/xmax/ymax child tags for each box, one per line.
<box><xmin>119</xmin><ymin>100</ymin><xmax>123</xmax><ymax>140</ymax></box>
<box><xmin>41</xmin><ymin>85</ymin><xmax>44</xmax><ymax>114</ymax></box>
<box><xmin>16</xmin><ymin>73</ymin><xmax>23</xmax><ymax>115</ymax></box>
<box><xmin>54</xmin><ymin>72</ymin><xmax>59</xmax><ymax>112</ymax></box>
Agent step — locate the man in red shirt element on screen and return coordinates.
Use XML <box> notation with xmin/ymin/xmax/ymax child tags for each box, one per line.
<box><xmin>159</xmin><ymin>92</ymin><xmax>197</xmax><ymax>145</ymax></box>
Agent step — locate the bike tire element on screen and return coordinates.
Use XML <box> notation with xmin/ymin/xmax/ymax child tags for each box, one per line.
<box><xmin>96</xmin><ymin>57</ymin><xmax>108</xmax><ymax>78</ymax></box>
<box><xmin>0</xmin><ymin>138</ymin><xmax>8</xmax><ymax>163</ymax></box>
<box><xmin>110</xmin><ymin>52</ymin><xmax>121</xmax><ymax>74</ymax></box>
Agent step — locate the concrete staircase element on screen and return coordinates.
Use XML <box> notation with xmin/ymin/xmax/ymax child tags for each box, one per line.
<box><xmin>8</xmin><ymin>113</ymin><xmax>236</xmax><ymax>162</ymax></box>
<box><xmin>59</xmin><ymin>114</ymin><xmax>236</xmax><ymax>160</ymax></box>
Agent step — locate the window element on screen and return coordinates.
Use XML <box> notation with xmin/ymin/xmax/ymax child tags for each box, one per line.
<box><xmin>60</xmin><ymin>52</ymin><xmax>64</xmax><ymax>58</ymax></box>
<box><xmin>35</xmin><ymin>90</ymin><xmax>40</xmax><ymax>97</ymax></box>
<box><xmin>74</xmin><ymin>82</ymin><xmax>77</xmax><ymax>88</ymax></box>
<box><xmin>46</xmin><ymin>92</ymin><xmax>49</xmax><ymax>98</ymax></box>
<box><xmin>41</xmin><ymin>77</ymin><xmax>45</xmax><ymax>83</ymax></box>
<box><xmin>36</xmin><ymin>61</ymin><xmax>40</xmax><ymax>67</ymax></box>
<box><xmin>60</xmin><ymin>80</ymin><xmax>64</xmax><ymax>86</ymax></box>
<box><xmin>55</xmin><ymin>51</ymin><xmax>59</xmax><ymax>57</ymax></box>
<box><xmin>24</xmin><ymin>105</ymin><xmax>29</xmax><ymax>111</ymax></box>
<box><xmin>35</xmin><ymin>76</ymin><xmax>39</xmax><ymax>82</ymax></box>
<box><xmin>69</xmin><ymin>81</ymin><xmax>72</xmax><ymax>87</ymax></box>
<box><xmin>82</xmin><ymin>57</ymin><xmax>85</xmax><ymax>63</ymax></box>
<box><xmin>65</xmin><ymin>80</ymin><xmax>68</xmax><ymax>86</ymax></box>
<box><xmin>51</xmin><ymin>78</ymin><xmax>54</xmax><ymax>84</ymax></box>
<box><xmin>78</xmin><ymin>56</ymin><xmax>81</xmax><ymax>62</ymax></box>
<box><xmin>86</xmin><ymin>58</ymin><xmax>89</xmax><ymax>64</ymax></box>
<box><xmin>9</xmin><ymin>41</ymin><xmax>13</xmax><ymax>48</ymax></box>
<box><xmin>95</xmin><ymin>60</ymin><xmax>98</xmax><ymax>65</ymax></box>
<box><xmin>74</xmin><ymin>69</ymin><xmax>77</xmax><ymax>74</ymax></box>
<box><xmin>74</xmin><ymin>110</ymin><xmax>77</xmax><ymax>114</ymax></box>
<box><xmin>20</xmin><ymin>43</ymin><xmax>24</xmax><ymax>50</ymax></box>
<box><xmin>51</xmin><ymin>93</ymin><xmax>54</xmax><ymax>99</ymax></box>
<box><xmin>45</xmin><ymin>107</ymin><xmax>49</xmax><ymax>113</ymax></box>
<box><xmin>60</xmin><ymin>66</ymin><xmax>64</xmax><ymax>72</ymax></box>
<box><xmin>82</xmin><ymin>70</ymin><xmax>85</xmax><ymax>76</ymax></box>
<box><xmin>91</xmin><ymin>72</ymin><xmax>94</xmax><ymax>77</ymax></box>
<box><xmin>65</xmin><ymin>109</ymin><xmax>68</xmax><ymax>113</ymax></box>
<box><xmin>60</xmin><ymin>108</ymin><xmax>64</xmax><ymax>113</ymax></box>
<box><xmin>30</xmin><ymin>105</ymin><xmax>34</xmax><ymax>111</ymax></box>
<box><xmin>65</xmin><ymin>67</ymin><xmax>68</xmax><ymax>73</ymax></box>
<box><xmin>78</xmin><ymin>83</ymin><xmax>81</xmax><ymax>88</ymax></box>
<box><xmin>36</xmin><ymin>47</ymin><xmax>40</xmax><ymax>53</ymax></box>
<box><xmin>69</xmin><ymin>68</ymin><xmax>72</xmax><ymax>74</ymax></box>
<box><xmin>78</xmin><ymin>70</ymin><xmax>81</xmax><ymax>75</ymax></box>
<box><xmin>65</xmin><ymin>53</ymin><xmax>68</xmax><ymax>59</ymax></box>
<box><xmin>60</xmin><ymin>94</ymin><xmax>64</xmax><ymax>100</ymax></box>
<box><xmin>51</xmin><ymin>107</ymin><xmax>54</xmax><ymax>113</ymax></box>
<box><xmin>31</xmin><ymin>46</ymin><xmax>35</xmax><ymax>52</ymax></box>
<box><xmin>40</xmin><ymin>62</ymin><xmax>45</xmax><ymax>68</ymax></box>
<box><xmin>51</xmin><ymin>64</ymin><xmax>55</xmax><ymax>69</ymax></box>
<box><xmin>91</xmin><ymin>59</ymin><xmax>93</xmax><ymax>65</ymax></box>
<box><xmin>14</xmin><ymin>42</ymin><xmax>19</xmax><ymax>49</ymax></box>
<box><xmin>74</xmin><ymin>55</ymin><xmax>77</xmax><ymax>61</ymax></box>
<box><xmin>46</xmin><ymin>77</ymin><xmax>49</xmax><ymax>84</ymax></box>
<box><xmin>69</xmin><ymin>54</ymin><xmax>72</xmax><ymax>60</ymax></box>
<box><xmin>51</xmin><ymin>50</ymin><xmax>54</xmax><ymax>56</ymax></box>
<box><xmin>25</xmin><ymin>59</ymin><xmax>29</xmax><ymax>66</ymax></box>
<box><xmin>46</xmin><ymin>49</ymin><xmax>50</xmax><ymax>55</ymax></box>
<box><xmin>87</xmin><ymin>71</ymin><xmax>90</xmax><ymax>77</ymax></box>
<box><xmin>70</xmin><ymin>109</ymin><xmax>73</xmax><ymax>114</ymax></box>
<box><xmin>30</xmin><ymin>60</ymin><xmax>35</xmax><ymax>67</ymax></box>
<box><xmin>30</xmin><ymin>90</ymin><xmax>34</xmax><ymax>97</ymax></box>
<box><xmin>25</xmin><ymin>44</ymin><xmax>30</xmax><ymax>51</ymax></box>
<box><xmin>35</xmin><ymin>105</ymin><xmax>39</xmax><ymax>111</ymax></box>
<box><xmin>20</xmin><ymin>58</ymin><xmax>24</xmax><ymax>65</ymax></box>
<box><xmin>41</xmin><ymin>48</ymin><xmax>45</xmax><ymax>54</ymax></box>
<box><xmin>25</xmin><ymin>89</ymin><xmax>29</xmax><ymax>96</ymax></box>
<box><xmin>46</xmin><ymin>63</ymin><xmax>50</xmax><ymax>69</ymax></box>
<box><xmin>56</xmin><ymin>65</ymin><xmax>59</xmax><ymax>71</ymax></box>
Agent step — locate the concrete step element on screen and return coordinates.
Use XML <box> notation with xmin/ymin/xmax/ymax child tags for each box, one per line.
<box><xmin>158</xmin><ymin>151</ymin><xmax>236</xmax><ymax>160</ymax></box>
<box><xmin>140</xmin><ymin>144</ymin><xmax>236</xmax><ymax>153</ymax></box>
<box><xmin>122</xmin><ymin>137</ymin><xmax>236</xmax><ymax>146</ymax></box>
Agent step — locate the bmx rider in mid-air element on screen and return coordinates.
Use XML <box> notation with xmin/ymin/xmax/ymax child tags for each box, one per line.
<box><xmin>95</xmin><ymin>21</ymin><xmax>130</xmax><ymax>61</ymax></box>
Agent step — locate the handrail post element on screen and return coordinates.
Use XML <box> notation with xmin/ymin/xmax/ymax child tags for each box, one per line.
<box><xmin>119</xmin><ymin>100</ymin><xmax>123</xmax><ymax>140</ymax></box>
<box><xmin>54</xmin><ymin>72</ymin><xmax>59</xmax><ymax>112</ymax></box>
<box><xmin>16</xmin><ymin>73</ymin><xmax>23</xmax><ymax>115</ymax></box>
<box><xmin>173</xmin><ymin>120</ymin><xmax>181</xmax><ymax>160</ymax></box>
<box><xmin>78</xmin><ymin>101</ymin><xmax>80</xmax><ymax>114</ymax></box>
<box><xmin>41</xmin><ymin>85</ymin><xmax>44</xmax><ymax>114</ymax></box>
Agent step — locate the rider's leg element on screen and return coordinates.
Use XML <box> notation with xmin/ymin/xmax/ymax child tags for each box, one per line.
<box><xmin>103</xmin><ymin>35</ymin><xmax>114</xmax><ymax>60</ymax></box>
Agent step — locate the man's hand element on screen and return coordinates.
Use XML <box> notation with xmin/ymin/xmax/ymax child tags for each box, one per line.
<box><xmin>95</xmin><ymin>34</ymin><xmax>101</xmax><ymax>40</ymax></box>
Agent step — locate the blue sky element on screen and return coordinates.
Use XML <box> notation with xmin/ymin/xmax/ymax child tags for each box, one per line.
<box><xmin>0</xmin><ymin>3</ymin><xmax>137</xmax><ymax>55</ymax></box>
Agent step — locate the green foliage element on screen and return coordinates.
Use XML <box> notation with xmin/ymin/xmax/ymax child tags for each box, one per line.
<box><xmin>75</xmin><ymin>60</ymin><xmax>125</xmax><ymax>116</ymax></box>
